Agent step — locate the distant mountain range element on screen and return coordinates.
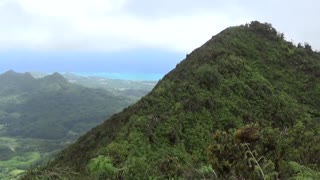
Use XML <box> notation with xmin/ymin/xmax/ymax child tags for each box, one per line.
<box><xmin>28</xmin><ymin>71</ymin><xmax>158</xmax><ymax>100</ymax></box>
<box><xmin>0</xmin><ymin>70</ymin><xmax>133</xmax><ymax>140</ymax></box>
<box><xmin>29</xmin><ymin>71</ymin><xmax>164</xmax><ymax>81</ymax></box>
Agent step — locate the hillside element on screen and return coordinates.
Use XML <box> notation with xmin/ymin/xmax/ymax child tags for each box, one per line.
<box><xmin>0</xmin><ymin>71</ymin><xmax>133</xmax><ymax>139</ymax></box>
<box><xmin>25</xmin><ymin>21</ymin><xmax>320</xmax><ymax>179</ymax></box>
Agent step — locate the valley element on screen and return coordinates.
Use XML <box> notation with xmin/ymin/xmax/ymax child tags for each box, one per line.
<box><xmin>0</xmin><ymin>136</ymin><xmax>58</xmax><ymax>179</ymax></box>
<box><xmin>0</xmin><ymin>71</ymin><xmax>156</xmax><ymax>179</ymax></box>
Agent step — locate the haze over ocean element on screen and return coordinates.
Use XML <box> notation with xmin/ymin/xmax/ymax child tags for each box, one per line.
<box><xmin>0</xmin><ymin>49</ymin><xmax>184</xmax><ymax>80</ymax></box>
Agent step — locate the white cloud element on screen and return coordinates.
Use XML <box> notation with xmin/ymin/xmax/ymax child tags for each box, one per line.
<box><xmin>0</xmin><ymin>0</ymin><xmax>319</xmax><ymax>52</ymax></box>
<box><xmin>69</xmin><ymin>13</ymin><xmax>250</xmax><ymax>51</ymax></box>
<box><xmin>16</xmin><ymin>0</ymin><xmax>126</xmax><ymax>17</ymax></box>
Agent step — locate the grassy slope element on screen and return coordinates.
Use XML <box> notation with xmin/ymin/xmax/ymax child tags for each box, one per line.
<box><xmin>26</xmin><ymin>22</ymin><xmax>320</xmax><ymax>179</ymax></box>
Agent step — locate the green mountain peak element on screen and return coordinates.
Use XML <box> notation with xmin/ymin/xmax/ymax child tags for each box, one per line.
<box><xmin>1</xmin><ymin>70</ymin><xmax>34</xmax><ymax>79</ymax></box>
<box><xmin>41</xmin><ymin>72</ymin><xmax>67</xmax><ymax>83</ymax></box>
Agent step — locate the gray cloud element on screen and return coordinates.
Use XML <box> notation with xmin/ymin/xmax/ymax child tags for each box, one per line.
<box><xmin>0</xmin><ymin>0</ymin><xmax>319</xmax><ymax>52</ymax></box>
<box><xmin>124</xmin><ymin>0</ymin><xmax>320</xmax><ymax>49</ymax></box>
<box><xmin>243</xmin><ymin>0</ymin><xmax>320</xmax><ymax>48</ymax></box>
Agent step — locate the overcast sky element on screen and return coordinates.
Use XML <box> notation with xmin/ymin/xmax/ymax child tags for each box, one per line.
<box><xmin>1</xmin><ymin>0</ymin><xmax>319</xmax><ymax>52</ymax></box>
<box><xmin>0</xmin><ymin>0</ymin><xmax>319</xmax><ymax>75</ymax></box>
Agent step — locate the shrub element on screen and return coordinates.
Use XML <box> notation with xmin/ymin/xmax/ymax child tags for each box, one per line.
<box><xmin>87</xmin><ymin>155</ymin><xmax>119</xmax><ymax>179</ymax></box>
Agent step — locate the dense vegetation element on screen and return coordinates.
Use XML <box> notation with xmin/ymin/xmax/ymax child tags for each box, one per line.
<box><xmin>24</xmin><ymin>21</ymin><xmax>320</xmax><ymax>179</ymax></box>
<box><xmin>0</xmin><ymin>71</ymin><xmax>135</xmax><ymax>179</ymax></box>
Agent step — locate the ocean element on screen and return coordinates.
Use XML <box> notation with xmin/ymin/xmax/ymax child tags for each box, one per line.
<box><xmin>72</xmin><ymin>72</ymin><xmax>164</xmax><ymax>81</ymax></box>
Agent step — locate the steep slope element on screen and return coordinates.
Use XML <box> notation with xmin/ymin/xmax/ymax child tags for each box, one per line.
<box><xmin>27</xmin><ymin>22</ymin><xmax>320</xmax><ymax>179</ymax></box>
<box><xmin>0</xmin><ymin>71</ymin><xmax>133</xmax><ymax>139</ymax></box>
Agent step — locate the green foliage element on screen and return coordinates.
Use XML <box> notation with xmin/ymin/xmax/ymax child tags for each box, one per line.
<box><xmin>207</xmin><ymin>129</ymin><xmax>279</xmax><ymax>179</ymax></box>
<box><xmin>288</xmin><ymin>161</ymin><xmax>320</xmax><ymax>180</ymax></box>
<box><xmin>198</xmin><ymin>165</ymin><xmax>218</xmax><ymax>179</ymax></box>
<box><xmin>105</xmin><ymin>141</ymin><xmax>130</xmax><ymax>164</ymax></box>
<box><xmin>0</xmin><ymin>135</ymin><xmax>68</xmax><ymax>179</ymax></box>
<box><xmin>208</xmin><ymin>130</ymin><xmax>241</xmax><ymax>177</ymax></box>
<box><xmin>21</xmin><ymin>164</ymin><xmax>79</xmax><ymax>180</ymax></box>
<box><xmin>158</xmin><ymin>155</ymin><xmax>183</xmax><ymax>178</ymax></box>
<box><xmin>87</xmin><ymin>155</ymin><xmax>119</xmax><ymax>179</ymax></box>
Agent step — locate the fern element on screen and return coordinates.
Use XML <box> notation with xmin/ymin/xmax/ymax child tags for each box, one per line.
<box><xmin>198</xmin><ymin>165</ymin><xmax>218</xmax><ymax>179</ymax></box>
<box><xmin>288</xmin><ymin>161</ymin><xmax>320</xmax><ymax>180</ymax></box>
<box><xmin>243</xmin><ymin>143</ymin><xmax>278</xmax><ymax>180</ymax></box>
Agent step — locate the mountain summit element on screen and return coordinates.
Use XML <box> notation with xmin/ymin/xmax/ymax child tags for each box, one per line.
<box><xmin>26</xmin><ymin>21</ymin><xmax>320</xmax><ymax>179</ymax></box>
<box><xmin>0</xmin><ymin>70</ymin><xmax>35</xmax><ymax>83</ymax></box>
<box><xmin>41</xmin><ymin>72</ymin><xmax>67</xmax><ymax>83</ymax></box>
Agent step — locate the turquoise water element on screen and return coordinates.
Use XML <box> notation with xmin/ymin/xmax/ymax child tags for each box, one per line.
<box><xmin>73</xmin><ymin>72</ymin><xmax>164</xmax><ymax>81</ymax></box>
